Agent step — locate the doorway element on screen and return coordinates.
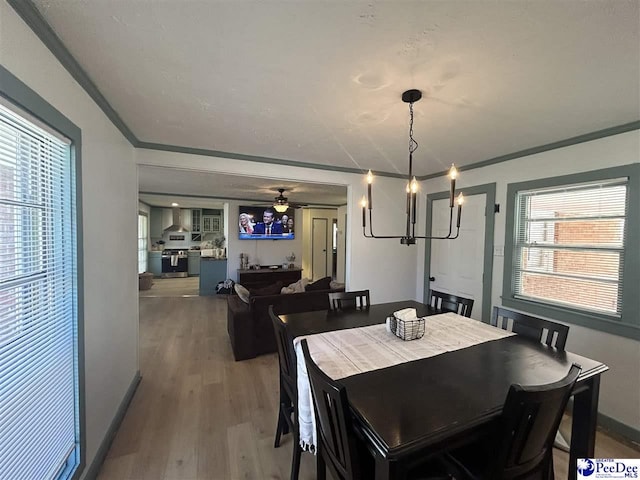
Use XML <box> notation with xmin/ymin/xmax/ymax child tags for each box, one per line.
<box><xmin>424</xmin><ymin>183</ymin><xmax>496</xmax><ymax>322</ymax></box>
<box><xmin>312</xmin><ymin>218</ymin><xmax>328</xmax><ymax>281</ymax></box>
<box><xmin>331</xmin><ymin>218</ymin><xmax>338</xmax><ymax>279</ymax></box>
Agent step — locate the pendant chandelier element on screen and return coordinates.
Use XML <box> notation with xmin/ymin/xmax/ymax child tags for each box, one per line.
<box><xmin>361</xmin><ymin>89</ymin><xmax>463</xmax><ymax>246</ymax></box>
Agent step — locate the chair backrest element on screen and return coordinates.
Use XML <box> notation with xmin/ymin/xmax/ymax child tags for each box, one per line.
<box><xmin>488</xmin><ymin>364</ymin><xmax>581</xmax><ymax>479</ymax></box>
<box><xmin>429</xmin><ymin>290</ymin><xmax>474</xmax><ymax>317</ymax></box>
<box><xmin>491</xmin><ymin>306</ymin><xmax>569</xmax><ymax>350</ymax></box>
<box><xmin>268</xmin><ymin>305</ymin><xmax>297</xmax><ymax>399</ymax></box>
<box><xmin>328</xmin><ymin>290</ymin><xmax>370</xmax><ymax>311</ymax></box>
<box><xmin>300</xmin><ymin>339</ymin><xmax>361</xmax><ymax>480</ymax></box>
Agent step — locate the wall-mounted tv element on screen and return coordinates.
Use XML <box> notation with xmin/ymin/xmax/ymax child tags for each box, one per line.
<box><xmin>238</xmin><ymin>206</ymin><xmax>295</xmax><ymax>240</ymax></box>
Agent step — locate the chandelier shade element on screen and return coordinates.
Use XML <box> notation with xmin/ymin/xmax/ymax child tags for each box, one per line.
<box><xmin>362</xmin><ymin>89</ymin><xmax>463</xmax><ymax>245</ymax></box>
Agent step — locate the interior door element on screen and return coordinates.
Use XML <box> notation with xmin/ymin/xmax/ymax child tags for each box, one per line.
<box><xmin>429</xmin><ymin>194</ymin><xmax>486</xmax><ymax>321</ymax></box>
<box><xmin>312</xmin><ymin>218</ymin><xmax>328</xmax><ymax>281</ymax></box>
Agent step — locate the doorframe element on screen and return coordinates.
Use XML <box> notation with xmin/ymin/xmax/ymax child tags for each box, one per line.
<box><xmin>423</xmin><ymin>183</ymin><xmax>496</xmax><ymax>323</ymax></box>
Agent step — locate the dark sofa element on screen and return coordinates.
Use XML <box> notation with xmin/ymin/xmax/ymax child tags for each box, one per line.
<box><xmin>227</xmin><ymin>288</ymin><xmax>342</xmax><ymax>361</ymax></box>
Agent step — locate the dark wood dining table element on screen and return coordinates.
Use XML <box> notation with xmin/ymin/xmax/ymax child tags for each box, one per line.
<box><xmin>279</xmin><ymin>300</ymin><xmax>608</xmax><ymax>480</ymax></box>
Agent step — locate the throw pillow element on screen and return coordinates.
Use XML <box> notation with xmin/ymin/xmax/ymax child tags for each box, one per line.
<box><xmin>234</xmin><ymin>284</ymin><xmax>251</xmax><ymax>304</ymax></box>
<box><xmin>282</xmin><ymin>277</ymin><xmax>309</xmax><ymax>294</ymax></box>
<box><xmin>330</xmin><ymin>280</ymin><xmax>346</xmax><ymax>290</ymax></box>
<box><xmin>305</xmin><ymin>276</ymin><xmax>332</xmax><ymax>291</ymax></box>
<box><xmin>248</xmin><ymin>281</ymin><xmax>283</xmax><ymax>297</ymax></box>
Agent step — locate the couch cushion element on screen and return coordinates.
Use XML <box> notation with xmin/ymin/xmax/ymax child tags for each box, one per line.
<box><xmin>306</xmin><ymin>276</ymin><xmax>332</xmax><ymax>291</ymax></box>
<box><xmin>248</xmin><ymin>281</ymin><xmax>283</xmax><ymax>297</ymax></box>
<box><xmin>234</xmin><ymin>283</ymin><xmax>251</xmax><ymax>303</ymax></box>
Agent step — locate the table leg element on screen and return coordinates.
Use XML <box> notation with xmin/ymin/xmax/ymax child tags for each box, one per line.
<box><xmin>374</xmin><ymin>453</ymin><xmax>394</xmax><ymax>480</ymax></box>
<box><xmin>568</xmin><ymin>375</ymin><xmax>600</xmax><ymax>480</ymax></box>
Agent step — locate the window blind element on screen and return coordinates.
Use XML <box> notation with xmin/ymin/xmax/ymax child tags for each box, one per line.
<box><xmin>0</xmin><ymin>102</ymin><xmax>79</xmax><ymax>479</ymax></box>
<box><xmin>514</xmin><ymin>179</ymin><xmax>627</xmax><ymax>317</ymax></box>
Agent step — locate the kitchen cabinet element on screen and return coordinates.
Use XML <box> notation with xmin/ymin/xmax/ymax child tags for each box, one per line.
<box><xmin>188</xmin><ymin>251</ymin><xmax>200</xmax><ymax>276</ymax></box>
<box><xmin>150</xmin><ymin>207</ymin><xmax>164</xmax><ymax>239</ymax></box>
<box><xmin>191</xmin><ymin>209</ymin><xmax>201</xmax><ymax>232</ymax></box>
<box><xmin>148</xmin><ymin>251</ymin><xmax>162</xmax><ymax>276</ymax></box>
<box><xmin>202</xmin><ymin>215</ymin><xmax>221</xmax><ymax>234</ymax></box>
<box><xmin>199</xmin><ymin>258</ymin><xmax>227</xmax><ymax>295</ymax></box>
<box><xmin>191</xmin><ymin>209</ymin><xmax>202</xmax><ymax>242</ymax></box>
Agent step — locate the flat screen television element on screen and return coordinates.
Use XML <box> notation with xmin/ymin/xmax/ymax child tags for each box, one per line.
<box><xmin>238</xmin><ymin>206</ymin><xmax>295</xmax><ymax>240</ymax></box>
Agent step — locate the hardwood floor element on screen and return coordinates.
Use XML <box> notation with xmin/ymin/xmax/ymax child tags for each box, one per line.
<box><xmin>138</xmin><ymin>277</ymin><xmax>200</xmax><ymax>297</ymax></box>
<box><xmin>97</xmin><ymin>296</ymin><xmax>639</xmax><ymax>480</ymax></box>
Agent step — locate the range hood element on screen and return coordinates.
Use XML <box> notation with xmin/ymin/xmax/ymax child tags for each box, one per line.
<box><xmin>164</xmin><ymin>207</ymin><xmax>190</xmax><ymax>233</ymax></box>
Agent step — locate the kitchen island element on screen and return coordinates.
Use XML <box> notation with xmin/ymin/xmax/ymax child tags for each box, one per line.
<box><xmin>199</xmin><ymin>257</ymin><xmax>227</xmax><ymax>295</ymax></box>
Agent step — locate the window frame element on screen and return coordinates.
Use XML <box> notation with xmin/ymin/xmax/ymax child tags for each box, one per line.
<box><xmin>0</xmin><ymin>65</ymin><xmax>85</xmax><ymax>479</ymax></box>
<box><xmin>502</xmin><ymin>164</ymin><xmax>640</xmax><ymax>340</ymax></box>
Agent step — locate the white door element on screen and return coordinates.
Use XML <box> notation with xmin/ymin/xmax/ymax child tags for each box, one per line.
<box><xmin>429</xmin><ymin>194</ymin><xmax>486</xmax><ymax>320</ymax></box>
<box><xmin>312</xmin><ymin>218</ymin><xmax>328</xmax><ymax>281</ymax></box>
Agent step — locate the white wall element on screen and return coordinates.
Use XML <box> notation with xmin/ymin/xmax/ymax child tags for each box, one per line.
<box><xmin>1</xmin><ymin>4</ymin><xmax>140</xmax><ymax>475</ymax></box>
<box><xmin>136</xmin><ymin>150</ymin><xmax>419</xmax><ymax>302</ymax></box>
<box><xmin>418</xmin><ymin>131</ymin><xmax>640</xmax><ymax>431</ymax></box>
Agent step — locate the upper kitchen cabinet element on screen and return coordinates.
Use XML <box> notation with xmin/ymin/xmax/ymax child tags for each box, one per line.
<box><xmin>150</xmin><ymin>207</ymin><xmax>164</xmax><ymax>239</ymax></box>
<box><xmin>202</xmin><ymin>209</ymin><xmax>223</xmax><ymax>234</ymax></box>
<box><xmin>191</xmin><ymin>209</ymin><xmax>202</xmax><ymax>242</ymax></box>
<box><xmin>191</xmin><ymin>209</ymin><xmax>201</xmax><ymax>233</ymax></box>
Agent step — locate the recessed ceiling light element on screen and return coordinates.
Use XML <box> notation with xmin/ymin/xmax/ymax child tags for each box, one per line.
<box><xmin>171</xmin><ymin>202</ymin><xmax>179</xmax><ymax>207</ymax></box>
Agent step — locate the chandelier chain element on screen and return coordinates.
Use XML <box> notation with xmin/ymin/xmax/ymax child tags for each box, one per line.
<box><xmin>408</xmin><ymin>102</ymin><xmax>418</xmax><ymax>154</ymax></box>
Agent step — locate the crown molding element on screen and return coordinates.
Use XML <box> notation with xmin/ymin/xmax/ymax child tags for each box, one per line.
<box><xmin>418</xmin><ymin>121</ymin><xmax>640</xmax><ymax>180</ymax></box>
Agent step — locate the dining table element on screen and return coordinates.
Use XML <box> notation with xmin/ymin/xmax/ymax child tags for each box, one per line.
<box><xmin>278</xmin><ymin>300</ymin><xmax>608</xmax><ymax>480</ymax></box>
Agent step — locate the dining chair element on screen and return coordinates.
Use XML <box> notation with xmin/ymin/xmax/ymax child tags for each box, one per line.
<box><xmin>490</xmin><ymin>306</ymin><xmax>569</xmax><ymax>350</ymax></box>
<box><xmin>301</xmin><ymin>339</ymin><xmax>454</xmax><ymax>480</ymax></box>
<box><xmin>442</xmin><ymin>363</ymin><xmax>581</xmax><ymax>480</ymax></box>
<box><xmin>491</xmin><ymin>306</ymin><xmax>573</xmax><ymax>453</ymax></box>
<box><xmin>328</xmin><ymin>290</ymin><xmax>370</xmax><ymax>311</ymax></box>
<box><xmin>428</xmin><ymin>290</ymin><xmax>474</xmax><ymax>317</ymax></box>
<box><xmin>268</xmin><ymin>305</ymin><xmax>302</xmax><ymax>480</ymax></box>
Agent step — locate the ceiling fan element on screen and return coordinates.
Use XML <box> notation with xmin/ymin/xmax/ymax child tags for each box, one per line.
<box><xmin>273</xmin><ymin>188</ymin><xmax>306</xmax><ymax>212</ymax></box>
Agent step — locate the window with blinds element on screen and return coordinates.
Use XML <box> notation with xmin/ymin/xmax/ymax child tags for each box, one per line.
<box><xmin>138</xmin><ymin>213</ymin><xmax>148</xmax><ymax>274</ymax></box>
<box><xmin>513</xmin><ymin>179</ymin><xmax>627</xmax><ymax>317</ymax></box>
<box><xmin>0</xmin><ymin>101</ymin><xmax>80</xmax><ymax>479</ymax></box>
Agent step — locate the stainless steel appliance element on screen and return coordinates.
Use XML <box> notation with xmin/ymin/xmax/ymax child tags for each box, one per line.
<box><xmin>161</xmin><ymin>249</ymin><xmax>188</xmax><ymax>278</ymax></box>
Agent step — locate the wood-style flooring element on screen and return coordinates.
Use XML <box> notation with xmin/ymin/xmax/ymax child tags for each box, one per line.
<box><xmin>138</xmin><ymin>277</ymin><xmax>200</xmax><ymax>297</ymax></box>
<box><xmin>97</xmin><ymin>296</ymin><xmax>639</xmax><ymax>480</ymax></box>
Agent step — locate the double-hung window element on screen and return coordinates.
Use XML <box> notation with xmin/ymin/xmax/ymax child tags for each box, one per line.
<box><xmin>503</xmin><ymin>165</ymin><xmax>640</xmax><ymax>340</ymax></box>
<box><xmin>0</xmin><ymin>98</ymin><xmax>81</xmax><ymax>479</ymax></box>
<box><xmin>138</xmin><ymin>213</ymin><xmax>148</xmax><ymax>274</ymax></box>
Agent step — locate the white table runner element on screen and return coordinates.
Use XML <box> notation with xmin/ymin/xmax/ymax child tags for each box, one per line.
<box><xmin>293</xmin><ymin>312</ymin><xmax>515</xmax><ymax>451</ymax></box>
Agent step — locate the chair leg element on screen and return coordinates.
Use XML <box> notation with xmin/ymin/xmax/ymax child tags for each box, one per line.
<box><xmin>290</xmin><ymin>442</ymin><xmax>302</xmax><ymax>480</ymax></box>
<box><xmin>274</xmin><ymin>405</ymin><xmax>286</xmax><ymax>448</ymax></box>
<box><xmin>316</xmin><ymin>448</ymin><xmax>326</xmax><ymax>480</ymax></box>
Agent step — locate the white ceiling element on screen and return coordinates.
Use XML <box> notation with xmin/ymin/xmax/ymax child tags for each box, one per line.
<box><xmin>32</xmin><ymin>0</ymin><xmax>639</xmax><ymax>191</ymax></box>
